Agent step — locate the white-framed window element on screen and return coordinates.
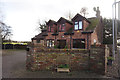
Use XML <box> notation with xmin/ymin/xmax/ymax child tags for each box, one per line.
<box><xmin>48</xmin><ymin>26</ymin><xmax>51</xmax><ymax>31</ymax></box>
<box><xmin>74</xmin><ymin>22</ymin><xmax>78</xmax><ymax>30</ymax></box>
<box><xmin>47</xmin><ymin>40</ymin><xmax>49</xmax><ymax>47</ymax></box>
<box><xmin>74</xmin><ymin>21</ymin><xmax>82</xmax><ymax>30</ymax></box>
<box><xmin>79</xmin><ymin>21</ymin><xmax>82</xmax><ymax>29</ymax></box>
<box><xmin>47</xmin><ymin>40</ymin><xmax>54</xmax><ymax>48</ymax></box>
<box><xmin>61</xmin><ymin>24</ymin><xmax>65</xmax><ymax>31</ymax></box>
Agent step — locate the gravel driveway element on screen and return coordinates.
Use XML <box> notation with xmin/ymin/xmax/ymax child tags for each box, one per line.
<box><xmin>2</xmin><ymin>49</ymin><xmax>119</xmax><ymax>79</ymax></box>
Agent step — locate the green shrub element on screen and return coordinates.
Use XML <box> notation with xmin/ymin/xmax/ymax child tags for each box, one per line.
<box><xmin>107</xmin><ymin>57</ymin><xmax>114</xmax><ymax>60</ymax></box>
<box><xmin>54</xmin><ymin>45</ymin><xmax>57</xmax><ymax>48</ymax></box>
<box><xmin>64</xmin><ymin>45</ymin><xmax>68</xmax><ymax>49</ymax></box>
<box><xmin>58</xmin><ymin>64</ymin><xmax>69</xmax><ymax>68</ymax></box>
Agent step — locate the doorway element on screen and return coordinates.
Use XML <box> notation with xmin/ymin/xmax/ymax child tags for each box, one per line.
<box><xmin>57</xmin><ymin>40</ymin><xmax>66</xmax><ymax>49</ymax></box>
<box><xmin>73</xmin><ymin>39</ymin><xmax>85</xmax><ymax>49</ymax></box>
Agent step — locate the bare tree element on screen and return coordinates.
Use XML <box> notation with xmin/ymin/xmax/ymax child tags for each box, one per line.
<box><xmin>38</xmin><ymin>20</ymin><xmax>47</xmax><ymax>32</ymax></box>
<box><xmin>0</xmin><ymin>22</ymin><xmax>12</xmax><ymax>41</ymax></box>
<box><xmin>64</xmin><ymin>11</ymin><xmax>74</xmax><ymax>21</ymax></box>
<box><xmin>80</xmin><ymin>7</ymin><xmax>88</xmax><ymax>17</ymax></box>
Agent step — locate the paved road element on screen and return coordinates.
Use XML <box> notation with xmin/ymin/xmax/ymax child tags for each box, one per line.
<box><xmin>2</xmin><ymin>50</ymin><xmax>26</xmax><ymax>78</ymax></box>
<box><xmin>2</xmin><ymin>49</ymin><xmax>119</xmax><ymax>79</ymax></box>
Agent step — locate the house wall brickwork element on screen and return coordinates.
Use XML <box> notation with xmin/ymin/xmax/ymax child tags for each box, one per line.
<box><xmin>45</xmin><ymin>29</ymin><xmax>94</xmax><ymax>49</ymax></box>
<box><xmin>91</xmin><ymin>18</ymin><xmax>103</xmax><ymax>45</ymax></box>
<box><xmin>46</xmin><ymin>32</ymin><xmax>55</xmax><ymax>40</ymax></box>
<box><xmin>65</xmin><ymin>23</ymin><xmax>73</xmax><ymax>32</ymax></box>
<box><xmin>91</xmin><ymin>27</ymin><xmax>100</xmax><ymax>45</ymax></box>
<box><xmin>83</xmin><ymin>20</ymin><xmax>89</xmax><ymax>31</ymax></box>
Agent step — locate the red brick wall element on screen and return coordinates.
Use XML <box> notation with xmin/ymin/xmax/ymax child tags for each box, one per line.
<box><xmin>91</xmin><ymin>27</ymin><xmax>101</xmax><ymax>45</ymax></box>
<box><xmin>46</xmin><ymin>32</ymin><xmax>55</xmax><ymax>40</ymax></box>
<box><xmin>27</xmin><ymin>46</ymin><xmax>106</xmax><ymax>74</ymax></box>
<box><xmin>45</xmin><ymin>30</ymin><xmax>92</xmax><ymax>49</ymax></box>
<box><xmin>83</xmin><ymin>20</ymin><xmax>89</xmax><ymax>31</ymax></box>
<box><xmin>65</xmin><ymin>23</ymin><xmax>73</xmax><ymax>32</ymax></box>
<box><xmin>47</xmin><ymin>24</ymin><xmax>56</xmax><ymax>33</ymax></box>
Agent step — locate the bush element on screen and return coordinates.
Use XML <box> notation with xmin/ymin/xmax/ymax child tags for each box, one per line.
<box><xmin>58</xmin><ymin>64</ymin><xmax>69</xmax><ymax>68</ymax></box>
<box><xmin>107</xmin><ymin>56</ymin><xmax>114</xmax><ymax>60</ymax></box>
<box><xmin>54</xmin><ymin>45</ymin><xmax>56</xmax><ymax>48</ymax></box>
<box><xmin>64</xmin><ymin>45</ymin><xmax>68</xmax><ymax>49</ymax></box>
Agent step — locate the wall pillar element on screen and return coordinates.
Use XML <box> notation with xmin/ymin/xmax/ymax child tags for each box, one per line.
<box><xmin>44</xmin><ymin>39</ymin><xmax>47</xmax><ymax>48</ymax></box>
<box><xmin>66</xmin><ymin>38</ymin><xmax>70</xmax><ymax>49</ymax></box>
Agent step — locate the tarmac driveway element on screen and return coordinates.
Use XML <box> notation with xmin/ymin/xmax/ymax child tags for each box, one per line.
<box><xmin>2</xmin><ymin>49</ymin><xmax>119</xmax><ymax>79</ymax></box>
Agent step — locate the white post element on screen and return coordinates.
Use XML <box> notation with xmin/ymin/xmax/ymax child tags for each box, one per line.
<box><xmin>0</xmin><ymin>28</ymin><xmax>2</xmax><ymax>79</ymax></box>
<box><xmin>112</xmin><ymin>3</ymin><xmax>115</xmax><ymax>59</ymax></box>
<box><xmin>112</xmin><ymin>1</ymin><xmax>120</xmax><ymax>59</ymax></box>
<box><xmin>118</xmin><ymin>1</ymin><xmax>120</xmax><ymax>77</ymax></box>
<box><xmin>119</xmin><ymin>2</ymin><xmax>120</xmax><ymax>20</ymax></box>
<box><xmin>115</xmin><ymin>0</ymin><xmax>118</xmax><ymax>55</ymax></box>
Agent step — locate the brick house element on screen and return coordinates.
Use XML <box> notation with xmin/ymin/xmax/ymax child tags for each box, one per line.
<box><xmin>32</xmin><ymin>13</ymin><xmax>103</xmax><ymax>49</ymax></box>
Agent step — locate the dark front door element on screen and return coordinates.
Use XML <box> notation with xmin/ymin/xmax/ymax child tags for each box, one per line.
<box><xmin>58</xmin><ymin>40</ymin><xmax>66</xmax><ymax>49</ymax></box>
<box><xmin>73</xmin><ymin>39</ymin><xmax>85</xmax><ymax>49</ymax></box>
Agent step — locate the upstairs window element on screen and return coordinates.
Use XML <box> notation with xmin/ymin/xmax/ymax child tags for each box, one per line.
<box><xmin>61</xmin><ymin>24</ymin><xmax>65</xmax><ymax>31</ymax></box>
<box><xmin>48</xmin><ymin>25</ymin><xmax>54</xmax><ymax>32</ymax></box>
<box><xmin>74</xmin><ymin>21</ymin><xmax>82</xmax><ymax>30</ymax></box>
<box><xmin>79</xmin><ymin>21</ymin><xmax>82</xmax><ymax>29</ymax></box>
<box><xmin>74</xmin><ymin>22</ymin><xmax>78</xmax><ymax>30</ymax></box>
<box><xmin>59</xmin><ymin>25</ymin><xmax>61</xmax><ymax>31</ymax></box>
<box><xmin>51</xmin><ymin>26</ymin><xmax>54</xmax><ymax>32</ymax></box>
<box><xmin>58</xmin><ymin>24</ymin><xmax>65</xmax><ymax>31</ymax></box>
<box><xmin>48</xmin><ymin>26</ymin><xmax>51</xmax><ymax>31</ymax></box>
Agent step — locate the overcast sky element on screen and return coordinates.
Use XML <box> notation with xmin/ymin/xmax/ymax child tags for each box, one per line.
<box><xmin>0</xmin><ymin>0</ymin><xmax>119</xmax><ymax>41</ymax></box>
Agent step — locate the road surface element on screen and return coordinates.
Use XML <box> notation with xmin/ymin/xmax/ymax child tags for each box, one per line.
<box><xmin>2</xmin><ymin>49</ymin><xmax>119</xmax><ymax>79</ymax></box>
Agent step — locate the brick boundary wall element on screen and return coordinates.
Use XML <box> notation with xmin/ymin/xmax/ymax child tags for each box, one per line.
<box><xmin>26</xmin><ymin>44</ymin><xmax>106</xmax><ymax>75</ymax></box>
<box><xmin>90</xmin><ymin>45</ymin><xmax>105</xmax><ymax>75</ymax></box>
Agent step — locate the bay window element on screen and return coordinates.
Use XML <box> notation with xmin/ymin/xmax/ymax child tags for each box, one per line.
<box><xmin>47</xmin><ymin>40</ymin><xmax>54</xmax><ymax>48</ymax></box>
